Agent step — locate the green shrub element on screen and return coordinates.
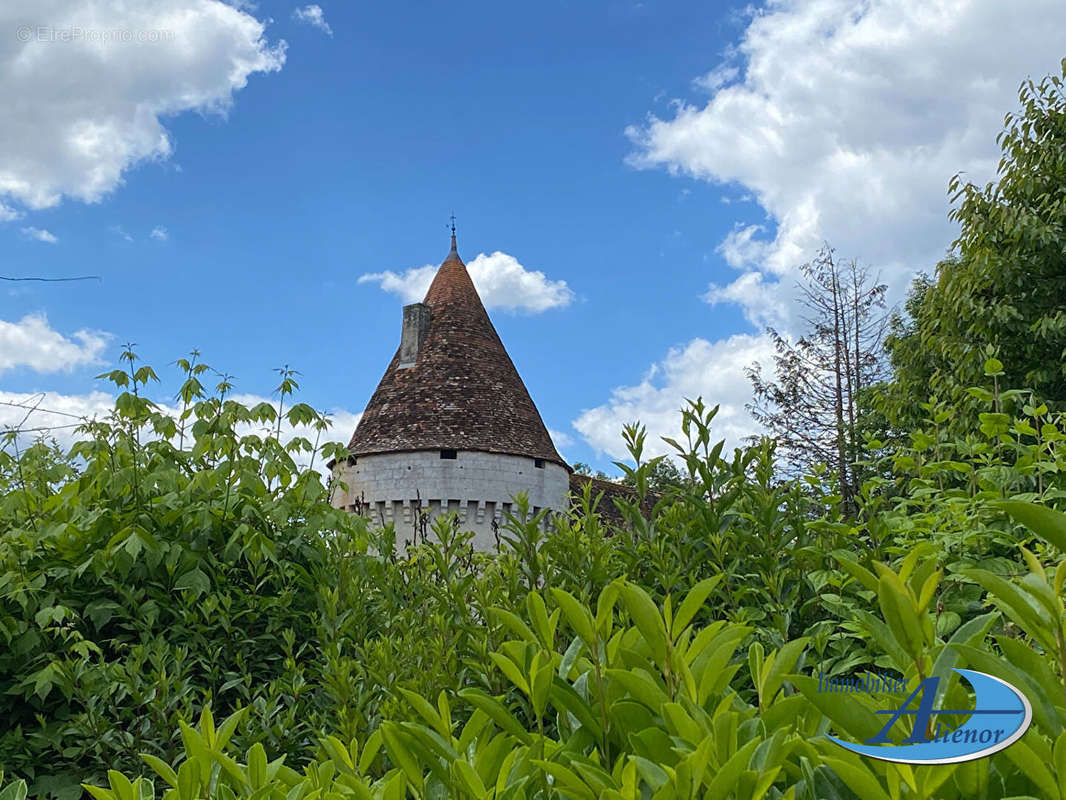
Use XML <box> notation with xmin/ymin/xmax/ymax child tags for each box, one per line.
<box><xmin>74</xmin><ymin>501</ymin><xmax>1066</xmax><ymax>798</ymax></box>
<box><xmin>4</xmin><ymin>350</ymin><xmax>1066</xmax><ymax>798</ymax></box>
<box><xmin>0</xmin><ymin>350</ymin><xmax>365</xmax><ymax>793</ymax></box>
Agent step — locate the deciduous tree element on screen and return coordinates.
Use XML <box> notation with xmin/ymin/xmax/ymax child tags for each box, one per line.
<box><xmin>747</xmin><ymin>246</ymin><xmax>888</xmax><ymax>515</ymax></box>
<box><xmin>885</xmin><ymin>59</ymin><xmax>1066</xmax><ymax>421</ymax></box>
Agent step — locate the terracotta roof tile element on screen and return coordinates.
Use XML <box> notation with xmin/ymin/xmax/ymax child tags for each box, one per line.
<box><xmin>346</xmin><ymin>237</ymin><xmax>568</xmax><ymax>469</ymax></box>
<box><xmin>568</xmin><ymin>474</ymin><xmax>657</xmax><ymax>527</ymax></box>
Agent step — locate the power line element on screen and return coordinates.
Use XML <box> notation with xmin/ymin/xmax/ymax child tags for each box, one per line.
<box><xmin>0</xmin><ymin>277</ymin><xmax>100</xmax><ymax>283</ymax></box>
<box><xmin>0</xmin><ymin>400</ymin><xmax>93</xmax><ymax>420</ymax></box>
<box><xmin>2</xmin><ymin>422</ymin><xmax>84</xmax><ymax>434</ymax></box>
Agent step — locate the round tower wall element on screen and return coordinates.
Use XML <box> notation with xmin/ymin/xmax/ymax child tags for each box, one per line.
<box><xmin>331</xmin><ymin>450</ymin><xmax>569</xmax><ymax>552</ymax></box>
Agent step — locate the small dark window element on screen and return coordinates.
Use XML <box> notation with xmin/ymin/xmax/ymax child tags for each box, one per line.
<box><xmin>534</xmin><ymin>458</ymin><xmax>545</xmax><ymax>469</ymax></box>
<box><xmin>440</xmin><ymin>449</ymin><xmax>457</xmax><ymax>460</ymax></box>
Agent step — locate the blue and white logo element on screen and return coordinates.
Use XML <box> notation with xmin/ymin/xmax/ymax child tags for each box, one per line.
<box><xmin>828</xmin><ymin>668</ymin><xmax>1032</xmax><ymax>764</ymax></box>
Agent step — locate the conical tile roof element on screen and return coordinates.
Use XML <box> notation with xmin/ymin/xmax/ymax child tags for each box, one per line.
<box><xmin>346</xmin><ymin>234</ymin><xmax>568</xmax><ymax>468</ymax></box>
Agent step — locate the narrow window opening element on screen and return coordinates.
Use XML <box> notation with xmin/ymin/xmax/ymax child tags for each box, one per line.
<box><xmin>534</xmin><ymin>458</ymin><xmax>545</xmax><ymax>469</ymax></box>
<box><xmin>440</xmin><ymin>449</ymin><xmax>457</xmax><ymax>460</ymax></box>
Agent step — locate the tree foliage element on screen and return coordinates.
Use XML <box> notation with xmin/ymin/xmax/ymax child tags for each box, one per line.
<box><xmin>885</xmin><ymin>58</ymin><xmax>1066</xmax><ymax>424</ymax></box>
<box><xmin>570</xmin><ymin>462</ymin><xmax>613</xmax><ymax>481</ymax></box>
<box><xmin>619</xmin><ymin>455</ymin><xmax>686</xmax><ymax>495</ymax></box>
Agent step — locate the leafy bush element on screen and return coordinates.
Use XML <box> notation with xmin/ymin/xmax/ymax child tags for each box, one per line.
<box><xmin>4</xmin><ymin>348</ymin><xmax>1066</xmax><ymax>799</ymax></box>
<box><xmin>0</xmin><ymin>351</ymin><xmax>364</xmax><ymax>794</ymax></box>
<box><xmin>71</xmin><ymin>500</ymin><xmax>1066</xmax><ymax>798</ymax></box>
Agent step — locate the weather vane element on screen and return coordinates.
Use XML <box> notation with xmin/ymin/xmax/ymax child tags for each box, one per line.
<box><xmin>449</xmin><ymin>213</ymin><xmax>456</xmax><ymax>236</ymax></box>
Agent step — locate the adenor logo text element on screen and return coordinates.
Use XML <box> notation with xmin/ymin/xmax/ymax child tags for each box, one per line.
<box><xmin>821</xmin><ymin>668</ymin><xmax>1031</xmax><ymax>765</ymax></box>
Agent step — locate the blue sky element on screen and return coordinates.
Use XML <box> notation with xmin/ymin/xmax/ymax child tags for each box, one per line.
<box><xmin>3</xmin><ymin>0</ymin><xmax>1065</xmax><ymax>473</ymax></box>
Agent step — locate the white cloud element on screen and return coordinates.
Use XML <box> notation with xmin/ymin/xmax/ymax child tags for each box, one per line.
<box><xmin>359</xmin><ymin>251</ymin><xmax>575</xmax><ymax>313</ymax></box>
<box><xmin>548</xmin><ymin>428</ymin><xmax>574</xmax><ymax>449</ymax></box>
<box><xmin>359</xmin><ymin>265</ymin><xmax>437</xmax><ymax>304</ymax></box>
<box><xmin>21</xmin><ymin>226</ymin><xmax>57</xmax><ymax>243</ymax></box>
<box><xmin>321</xmin><ymin>408</ymin><xmax>361</xmax><ymax>447</ymax></box>
<box><xmin>109</xmin><ymin>224</ymin><xmax>133</xmax><ymax>242</ymax></box>
<box><xmin>585</xmin><ymin>0</ymin><xmax>1066</xmax><ymax>457</ymax></box>
<box><xmin>0</xmin><ymin>202</ymin><xmax>21</xmax><ymax>222</ymax></box>
<box><xmin>693</xmin><ymin>64</ymin><xmax>738</xmax><ymax>93</ymax></box>
<box><xmin>547</xmin><ymin>428</ymin><xmax>574</xmax><ymax>459</ymax></box>
<box><xmin>573</xmin><ymin>334</ymin><xmax>775</xmax><ymax>461</ymax></box>
<box><xmin>703</xmin><ymin>270</ymin><xmax>790</xmax><ymax>330</ymax></box>
<box><xmin>150</xmin><ymin>225</ymin><xmax>169</xmax><ymax>241</ymax></box>
<box><xmin>467</xmin><ymin>252</ymin><xmax>575</xmax><ymax>312</ymax></box>
<box><xmin>716</xmin><ymin>222</ymin><xmax>770</xmax><ymax>270</ymax></box>
<box><xmin>0</xmin><ymin>1</ymin><xmax>285</xmax><ymax>211</ymax></box>
<box><xmin>626</xmin><ymin>0</ymin><xmax>1066</xmax><ymax>328</ymax></box>
<box><xmin>292</xmin><ymin>4</ymin><xmax>332</xmax><ymax>36</ymax></box>
<box><xmin>0</xmin><ymin>313</ymin><xmax>109</xmax><ymax>373</ymax></box>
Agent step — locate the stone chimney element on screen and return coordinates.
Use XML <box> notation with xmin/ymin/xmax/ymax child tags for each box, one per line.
<box><xmin>397</xmin><ymin>302</ymin><xmax>431</xmax><ymax>368</ymax></box>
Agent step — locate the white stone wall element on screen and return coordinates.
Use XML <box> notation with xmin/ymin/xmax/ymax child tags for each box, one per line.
<box><xmin>331</xmin><ymin>450</ymin><xmax>570</xmax><ymax>551</ymax></box>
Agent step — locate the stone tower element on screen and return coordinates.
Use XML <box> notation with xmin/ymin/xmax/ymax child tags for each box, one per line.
<box><xmin>331</xmin><ymin>230</ymin><xmax>571</xmax><ymax>550</ymax></box>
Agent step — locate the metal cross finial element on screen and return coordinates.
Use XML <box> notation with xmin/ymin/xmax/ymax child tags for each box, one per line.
<box><xmin>446</xmin><ymin>213</ymin><xmax>458</xmax><ymax>256</ymax></box>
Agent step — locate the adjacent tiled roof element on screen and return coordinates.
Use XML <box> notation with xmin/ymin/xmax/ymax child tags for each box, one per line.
<box><xmin>346</xmin><ymin>235</ymin><xmax>568</xmax><ymax>469</ymax></box>
<box><xmin>567</xmin><ymin>473</ymin><xmax>657</xmax><ymax>528</ymax></box>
